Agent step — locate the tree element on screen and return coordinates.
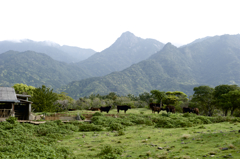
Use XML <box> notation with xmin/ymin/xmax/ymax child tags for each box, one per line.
<box><xmin>150</xmin><ymin>90</ymin><xmax>166</xmax><ymax>106</ymax></box>
<box><xmin>57</xmin><ymin>92</ymin><xmax>74</xmax><ymax>104</ymax></box>
<box><xmin>139</xmin><ymin>92</ymin><xmax>153</xmax><ymax>104</ymax></box>
<box><xmin>165</xmin><ymin>91</ymin><xmax>188</xmax><ymax>105</ymax></box>
<box><xmin>214</xmin><ymin>84</ymin><xmax>240</xmax><ymax>116</ymax></box>
<box><xmin>92</xmin><ymin>98</ymin><xmax>101</xmax><ymax>108</ymax></box>
<box><xmin>221</xmin><ymin>90</ymin><xmax>240</xmax><ymax>116</ymax></box>
<box><xmin>127</xmin><ymin>94</ymin><xmax>139</xmax><ymax>101</ymax></box>
<box><xmin>191</xmin><ymin>85</ymin><xmax>215</xmax><ymax>116</ymax></box>
<box><xmin>12</xmin><ymin>83</ymin><xmax>35</xmax><ymax>96</ymax></box>
<box><xmin>31</xmin><ymin>85</ymin><xmax>58</xmax><ymax>112</ymax></box>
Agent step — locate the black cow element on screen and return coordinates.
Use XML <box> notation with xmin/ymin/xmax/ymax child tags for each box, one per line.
<box><xmin>183</xmin><ymin>107</ymin><xmax>193</xmax><ymax>113</ymax></box>
<box><xmin>152</xmin><ymin>106</ymin><xmax>161</xmax><ymax>114</ymax></box>
<box><xmin>117</xmin><ymin>105</ymin><xmax>131</xmax><ymax>113</ymax></box>
<box><xmin>100</xmin><ymin>106</ymin><xmax>112</xmax><ymax>113</ymax></box>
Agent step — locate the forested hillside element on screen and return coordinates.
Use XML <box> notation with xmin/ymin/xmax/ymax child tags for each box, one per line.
<box><xmin>0</xmin><ymin>40</ymin><xmax>96</xmax><ymax>63</ymax></box>
<box><xmin>0</xmin><ymin>51</ymin><xmax>91</xmax><ymax>89</ymax></box>
<box><xmin>61</xmin><ymin>34</ymin><xmax>240</xmax><ymax>99</ymax></box>
<box><xmin>77</xmin><ymin>31</ymin><xmax>165</xmax><ymax>77</ymax></box>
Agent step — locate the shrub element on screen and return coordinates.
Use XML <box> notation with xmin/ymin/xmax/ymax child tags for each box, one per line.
<box><xmin>155</xmin><ymin>118</ymin><xmax>174</xmax><ymax>128</ymax></box>
<box><xmin>79</xmin><ymin>123</ymin><xmax>103</xmax><ymax>131</ymax></box>
<box><xmin>6</xmin><ymin>116</ymin><xmax>17</xmax><ymax>124</ymax></box>
<box><xmin>98</xmin><ymin>145</ymin><xmax>123</xmax><ymax>159</ymax></box>
<box><xmin>60</xmin><ymin>124</ymin><xmax>79</xmax><ymax>132</ymax></box>
<box><xmin>116</xmin><ymin>129</ymin><xmax>125</xmax><ymax>136</ymax></box>
<box><xmin>93</xmin><ymin>112</ymin><xmax>103</xmax><ymax>117</ymax></box>
<box><xmin>161</xmin><ymin>112</ymin><xmax>171</xmax><ymax>117</ymax></box>
<box><xmin>108</xmin><ymin>122</ymin><xmax>124</xmax><ymax>131</ymax></box>
<box><xmin>195</xmin><ymin>116</ymin><xmax>212</xmax><ymax>124</ymax></box>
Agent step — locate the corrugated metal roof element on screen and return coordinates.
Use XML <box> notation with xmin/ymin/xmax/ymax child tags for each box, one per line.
<box><xmin>0</xmin><ymin>87</ymin><xmax>19</xmax><ymax>103</ymax></box>
<box><xmin>16</xmin><ymin>94</ymin><xmax>31</xmax><ymax>98</ymax></box>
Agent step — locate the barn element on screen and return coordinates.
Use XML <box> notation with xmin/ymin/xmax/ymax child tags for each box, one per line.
<box><xmin>0</xmin><ymin>87</ymin><xmax>32</xmax><ymax>121</ymax></box>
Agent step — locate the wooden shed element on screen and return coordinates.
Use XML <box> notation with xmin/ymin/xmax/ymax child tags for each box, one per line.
<box><xmin>0</xmin><ymin>87</ymin><xmax>19</xmax><ymax>120</ymax></box>
<box><xmin>0</xmin><ymin>87</ymin><xmax>32</xmax><ymax>120</ymax></box>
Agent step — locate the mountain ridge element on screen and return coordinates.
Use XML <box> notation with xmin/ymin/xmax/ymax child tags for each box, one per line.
<box><xmin>76</xmin><ymin>31</ymin><xmax>165</xmax><ymax>77</ymax></box>
<box><xmin>61</xmin><ymin>34</ymin><xmax>240</xmax><ymax>99</ymax></box>
<box><xmin>0</xmin><ymin>40</ymin><xmax>96</xmax><ymax>63</ymax></box>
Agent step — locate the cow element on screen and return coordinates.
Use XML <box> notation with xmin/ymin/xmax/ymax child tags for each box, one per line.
<box><xmin>149</xmin><ymin>103</ymin><xmax>160</xmax><ymax>109</ymax></box>
<box><xmin>192</xmin><ymin>108</ymin><xmax>199</xmax><ymax>115</ymax></box>
<box><xmin>152</xmin><ymin>106</ymin><xmax>161</xmax><ymax>114</ymax></box>
<box><xmin>166</xmin><ymin>105</ymin><xmax>175</xmax><ymax>113</ymax></box>
<box><xmin>90</xmin><ymin>107</ymin><xmax>100</xmax><ymax>111</ymax></box>
<box><xmin>100</xmin><ymin>106</ymin><xmax>112</xmax><ymax>113</ymax></box>
<box><xmin>182</xmin><ymin>107</ymin><xmax>193</xmax><ymax>113</ymax></box>
<box><xmin>117</xmin><ymin>105</ymin><xmax>131</xmax><ymax>113</ymax></box>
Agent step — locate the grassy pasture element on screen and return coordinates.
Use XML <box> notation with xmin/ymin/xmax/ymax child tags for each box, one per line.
<box><xmin>54</xmin><ymin>109</ymin><xmax>240</xmax><ymax>159</ymax></box>
<box><xmin>56</xmin><ymin>122</ymin><xmax>240</xmax><ymax>158</ymax></box>
<box><xmin>39</xmin><ymin>108</ymin><xmax>160</xmax><ymax>117</ymax></box>
<box><xmin>2</xmin><ymin>109</ymin><xmax>240</xmax><ymax>159</ymax></box>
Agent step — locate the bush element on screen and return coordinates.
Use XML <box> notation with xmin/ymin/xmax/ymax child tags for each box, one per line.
<box><xmin>93</xmin><ymin>112</ymin><xmax>103</xmax><ymax>117</ymax></box>
<box><xmin>98</xmin><ymin>145</ymin><xmax>123</xmax><ymax>159</ymax></box>
<box><xmin>195</xmin><ymin>116</ymin><xmax>212</xmax><ymax>124</ymax></box>
<box><xmin>161</xmin><ymin>112</ymin><xmax>171</xmax><ymax>117</ymax></box>
<box><xmin>79</xmin><ymin>123</ymin><xmax>103</xmax><ymax>131</ymax></box>
<box><xmin>116</xmin><ymin>129</ymin><xmax>125</xmax><ymax>136</ymax></box>
<box><xmin>6</xmin><ymin>116</ymin><xmax>17</xmax><ymax>124</ymax></box>
<box><xmin>155</xmin><ymin>118</ymin><xmax>174</xmax><ymax>128</ymax></box>
<box><xmin>108</xmin><ymin>122</ymin><xmax>124</xmax><ymax>131</ymax></box>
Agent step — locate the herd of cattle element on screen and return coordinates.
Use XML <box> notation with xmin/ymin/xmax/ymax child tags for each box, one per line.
<box><xmin>89</xmin><ymin>103</ymin><xmax>199</xmax><ymax>115</ymax></box>
<box><xmin>150</xmin><ymin>103</ymin><xmax>199</xmax><ymax>115</ymax></box>
<box><xmin>90</xmin><ymin>105</ymin><xmax>131</xmax><ymax>113</ymax></box>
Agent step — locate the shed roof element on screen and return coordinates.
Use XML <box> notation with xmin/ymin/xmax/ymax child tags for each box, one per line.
<box><xmin>0</xmin><ymin>87</ymin><xmax>19</xmax><ymax>103</ymax></box>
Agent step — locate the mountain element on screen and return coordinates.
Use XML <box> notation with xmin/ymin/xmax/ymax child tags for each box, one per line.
<box><xmin>61</xmin><ymin>34</ymin><xmax>240</xmax><ymax>99</ymax></box>
<box><xmin>76</xmin><ymin>31</ymin><xmax>165</xmax><ymax>77</ymax></box>
<box><xmin>0</xmin><ymin>40</ymin><xmax>96</xmax><ymax>63</ymax></box>
<box><xmin>0</xmin><ymin>50</ymin><xmax>91</xmax><ymax>89</ymax></box>
<box><xmin>179</xmin><ymin>34</ymin><xmax>240</xmax><ymax>85</ymax></box>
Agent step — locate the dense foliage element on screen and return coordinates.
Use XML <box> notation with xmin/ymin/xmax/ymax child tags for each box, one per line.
<box><xmin>191</xmin><ymin>84</ymin><xmax>240</xmax><ymax>116</ymax></box>
<box><xmin>12</xmin><ymin>83</ymin><xmax>35</xmax><ymax>96</ymax></box>
<box><xmin>31</xmin><ymin>85</ymin><xmax>58</xmax><ymax>112</ymax></box>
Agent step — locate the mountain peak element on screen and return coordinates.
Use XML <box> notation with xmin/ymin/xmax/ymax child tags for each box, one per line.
<box><xmin>162</xmin><ymin>42</ymin><xmax>177</xmax><ymax>50</ymax></box>
<box><xmin>113</xmin><ymin>31</ymin><xmax>141</xmax><ymax>47</ymax></box>
<box><xmin>120</xmin><ymin>31</ymin><xmax>135</xmax><ymax>37</ymax></box>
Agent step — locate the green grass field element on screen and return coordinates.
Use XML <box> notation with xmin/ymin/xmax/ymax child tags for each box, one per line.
<box><xmin>54</xmin><ymin>109</ymin><xmax>240</xmax><ymax>159</ymax></box>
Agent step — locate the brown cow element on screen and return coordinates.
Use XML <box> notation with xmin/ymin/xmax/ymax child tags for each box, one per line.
<box><xmin>166</xmin><ymin>105</ymin><xmax>175</xmax><ymax>113</ymax></box>
<box><xmin>192</xmin><ymin>108</ymin><xmax>199</xmax><ymax>115</ymax></box>
<box><xmin>90</xmin><ymin>107</ymin><xmax>100</xmax><ymax>111</ymax></box>
<box><xmin>152</xmin><ymin>106</ymin><xmax>161</xmax><ymax>114</ymax></box>
<box><xmin>149</xmin><ymin>103</ymin><xmax>160</xmax><ymax>109</ymax></box>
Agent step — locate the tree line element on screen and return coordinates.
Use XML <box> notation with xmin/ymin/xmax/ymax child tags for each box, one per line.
<box><xmin>12</xmin><ymin>83</ymin><xmax>240</xmax><ymax>117</ymax></box>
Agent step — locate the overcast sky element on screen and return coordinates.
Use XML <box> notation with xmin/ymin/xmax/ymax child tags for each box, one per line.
<box><xmin>0</xmin><ymin>0</ymin><xmax>239</xmax><ymax>52</ymax></box>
